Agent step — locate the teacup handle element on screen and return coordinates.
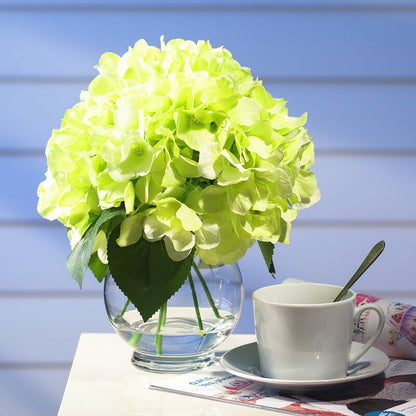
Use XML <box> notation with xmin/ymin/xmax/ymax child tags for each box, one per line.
<box><xmin>348</xmin><ymin>304</ymin><xmax>385</xmax><ymax>366</ymax></box>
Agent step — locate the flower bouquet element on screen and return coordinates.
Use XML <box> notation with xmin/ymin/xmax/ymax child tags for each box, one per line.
<box><xmin>37</xmin><ymin>37</ymin><xmax>320</xmax><ymax>368</ymax></box>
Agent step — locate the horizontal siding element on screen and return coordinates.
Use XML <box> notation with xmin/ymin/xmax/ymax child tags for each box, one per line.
<box><xmin>0</xmin><ymin>83</ymin><xmax>82</xmax><ymax>152</ymax></box>
<box><xmin>309</xmin><ymin>155</ymin><xmax>416</xmax><ymax>221</ymax></box>
<box><xmin>2</xmin><ymin>1</ymin><xmax>416</xmax><ymax>9</ymax></box>
<box><xmin>0</xmin><ymin>298</ymin><xmax>111</xmax><ymax>362</ymax></box>
<box><xmin>2</xmin><ymin>83</ymin><xmax>416</xmax><ymax>152</ymax></box>
<box><xmin>272</xmin><ymin>84</ymin><xmax>416</xmax><ymax>151</ymax></box>
<box><xmin>240</xmin><ymin>228</ymin><xmax>416</xmax><ymax>294</ymax></box>
<box><xmin>0</xmin><ymin>224</ymin><xmax>101</xmax><ymax>291</ymax></box>
<box><xmin>1</xmin><ymin>13</ymin><xmax>415</xmax><ymax>78</ymax></box>
<box><xmin>0</xmin><ymin>368</ymin><xmax>70</xmax><ymax>416</ymax></box>
<box><xmin>1</xmin><ymin>156</ymin><xmax>46</xmax><ymax>220</ymax></box>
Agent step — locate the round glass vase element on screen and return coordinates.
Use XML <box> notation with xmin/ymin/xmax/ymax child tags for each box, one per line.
<box><xmin>104</xmin><ymin>259</ymin><xmax>244</xmax><ymax>373</ymax></box>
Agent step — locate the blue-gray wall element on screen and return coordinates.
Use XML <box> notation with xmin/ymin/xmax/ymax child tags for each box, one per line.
<box><xmin>1</xmin><ymin>1</ymin><xmax>416</xmax><ymax>414</ymax></box>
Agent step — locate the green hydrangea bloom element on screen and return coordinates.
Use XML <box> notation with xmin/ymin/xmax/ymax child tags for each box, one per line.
<box><xmin>38</xmin><ymin>37</ymin><xmax>320</xmax><ymax>266</ymax></box>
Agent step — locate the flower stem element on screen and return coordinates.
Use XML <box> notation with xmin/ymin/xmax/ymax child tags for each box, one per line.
<box><xmin>129</xmin><ymin>332</ymin><xmax>141</xmax><ymax>347</ymax></box>
<box><xmin>192</xmin><ymin>261</ymin><xmax>222</xmax><ymax>319</ymax></box>
<box><xmin>120</xmin><ymin>299</ymin><xmax>141</xmax><ymax>347</ymax></box>
<box><xmin>188</xmin><ymin>273</ymin><xmax>204</xmax><ymax>334</ymax></box>
<box><xmin>120</xmin><ymin>298</ymin><xmax>130</xmax><ymax>317</ymax></box>
<box><xmin>154</xmin><ymin>302</ymin><xmax>167</xmax><ymax>355</ymax></box>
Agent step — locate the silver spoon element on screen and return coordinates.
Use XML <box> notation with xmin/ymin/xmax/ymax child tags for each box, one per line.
<box><xmin>333</xmin><ymin>240</ymin><xmax>385</xmax><ymax>302</ymax></box>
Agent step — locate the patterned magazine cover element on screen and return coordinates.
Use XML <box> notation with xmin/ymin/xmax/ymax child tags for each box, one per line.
<box><xmin>150</xmin><ymin>359</ymin><xmax>416</xmax><ymax>416</ymax></box>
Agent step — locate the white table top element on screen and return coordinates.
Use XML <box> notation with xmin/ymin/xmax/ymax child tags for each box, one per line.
<box><xmin>58</xmin><ymin>333</ymin><xmax>283</xmax><ymax>415</ymax></box>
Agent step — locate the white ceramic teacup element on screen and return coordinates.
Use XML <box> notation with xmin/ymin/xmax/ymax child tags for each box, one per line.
<box><xmin>252</xmin><ymin>283</ymin><xmax>385</xmax><ymax>380</ymax></box>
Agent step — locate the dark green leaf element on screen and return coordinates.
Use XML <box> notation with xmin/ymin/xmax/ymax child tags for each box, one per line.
<box><xmin>66</xmin><ymin>208</ymin><xmax>125</xmax><ymax>288</ymax></box>
<box><xmin>107</xmin><ymin>227</ymin><xmax>194</xmax><ymax>322</ymax></box>
<box><xmin>258</xmin><ymin>241</ymin><xmax>276</xmax><ymax>277</ymax></box>
<box><xmin>88</xmin><ymin>252</ymin><xmax>109</xmax><ymax>282</ymax></box>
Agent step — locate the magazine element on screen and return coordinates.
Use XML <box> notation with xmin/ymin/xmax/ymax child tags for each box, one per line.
<box><xmin>150</xmin><ymin>359</ymin><xmax>416</xmax><ymax>416</ymax></box>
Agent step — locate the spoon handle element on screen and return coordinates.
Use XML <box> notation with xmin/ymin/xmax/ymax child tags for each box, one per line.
<box><xmin>333</xmin><ymin>240</ymin><xmax>385</xmax><ymax>302</ymax></box>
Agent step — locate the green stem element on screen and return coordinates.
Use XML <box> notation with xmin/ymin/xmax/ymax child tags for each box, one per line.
<box><xmin>154</xmin><ymin>302</ymin><xmax>167</xmax><ymax>355</ymax></box>
<box><xmin>128</xmin><ymin>332</ymin><xmax>141</xmax><ymax>347</ymax></box>
<box><xmin>180</xmin><ymin>179</ymin><xmax>194</xmax><ymax>203</ymax></box>
<box><xmin>119</xmin><ymin>299</ymin><xmax>141</xmax><ymax>347</ymax></box>
<box><xmin>192</xmin><ymin>261</ymin><xmax>222</xmax><ymax>319</ymax></box>
<box><xmin>119</xmin><ymin>298</ymin><xmax>130</xmax><ymax>317</ymax></box>
<box><xmin>188</xmin><ymin>273</ymin><xmax>204</xmax><ymax>334</ymax></box>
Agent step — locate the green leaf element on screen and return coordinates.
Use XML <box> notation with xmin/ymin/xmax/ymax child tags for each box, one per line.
<box><xmin>88</xmin><ymin>252</ymin><xmax>109</xmax><ymax>282</ymax></box>
<box><xmin>107</xmin><ymin>227</ymin><xmax>194</xmax><ymax>322</ymax></box>
<box><xmin>258</xmin><ymin>241</ymin><xmax>276</xmax><ymax>277</ymax></box>
<box><xmin>66</xmin><ymin>208</ymin><xmax>125</xmax><ymax>288</ymax></box>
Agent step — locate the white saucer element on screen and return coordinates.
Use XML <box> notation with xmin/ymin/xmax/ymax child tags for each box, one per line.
<box><xmin>220</xmin><ymin>341</ymin><xmax>389</xmax><ymax>392</ymax></box>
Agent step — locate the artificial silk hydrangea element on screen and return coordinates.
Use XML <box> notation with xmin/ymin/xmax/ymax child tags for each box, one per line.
<box><xmin>38</xmin><ymin>37</ymin><xmax>320</xmax><ymax>267</ymax></box>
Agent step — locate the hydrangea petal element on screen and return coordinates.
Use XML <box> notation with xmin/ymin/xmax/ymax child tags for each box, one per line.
<box><xmin>166</xmin><ymin>228</ymin><xmax>195</xmax><ymax>252</ymax></box>
<box><xmin>252</xmin><ymin>181</ymin><xmax>269</xmax><ymax>212</ymax></box>
<box><xmin>164</xmin><ymin>236</ymin><xmax>193</xmax><ymax>261</ymax></box>
<box><xmin>229</xmin><ymin>97</ymin><xmax>262</xmax><ymax>126</ymax></box>
<box><xmin>123</xmin><ymin>181</ymin><xmax>135</xmax><ymax>214</ymax></box>
<box><xmin>97</xmin><ymin>172</ymin><xmax>126</xmax><ymax>209</ymax></box>
<box><xmin>113</xmin><ymin>95</ymin><xmax>142</xmax><ymax>131</ymax></box>
<box><xmin>198</xmin><ymin>232</ymin><xmax>253</xmax><ymax>265</ymax></box>
<box><xmin>217</xmin><ymin>164</ymin><xmax>250</xmax><ymax>186</ymax></box>
<box><xmin>291</xmin><ymin>170</ymin><xmax>321</xmax><ymax>209</ymax></box>
<box><xmin>143</xmin><ymin>215</ymin><xmax>166</xmax><ymax>241</ymax></box>
<box><xmin>97</xmin><ymin>52</ymin><xmax>120</xmax><ymax>72</ymax></box>
<box><xmin>176</xmin><ymin>204</ymin><xmax>202</xmax><ymax>232</ymax></box>
<box><xmin>268</xmin><ymin>168</ymin><xmax>293</xmax><ymax>199</ymax></box>
<box><xmin>278</xmin><ymin>219</ymin><xmax>291</xmax><ymax>244</ymax></box>
<box><xmin>162</xmin><ymin>161</ymin><xmax>186</xmax><ymax>187</ymax></box>
<box><xmin>173</xmin><ymin>154</ymin><xmax>199</xmax><ymax>178</ymax></box>
<box><xmin>246</xmin><ymin>135</ymin><xmax>272</xmax><ymax>159</ymax></box>
<box><xmin>117</xmin><ymin>213</ymin><xmax>145</xmax><ymax>247</ymax></box>
<box><xmin>299</xmin><ymin>141</ymin><xmax>316</xmax><ymax>169</ymax></box>
<box><xmin>107</xmin><ymin>135</ymin><xmax>154</xmax><ymax>182</ymax></box>
<box><xmin>134</xmin><ymin>151</ymin><xmax>165</xmax><ymax>203</ymax></box>
<box><xmin>93</xmin><ymin>229</ymin><xmax>108</xmax><ymax>264</ymax></box>
<box><xmin>250</xmin><ymin>212</ymin><xmax>280</xmax><ymax>243</ymax></box>
<box><xmin>271</xmin><ymin>112</ymin><xmax>307</xmax><ymax>133</ymax></box>
<box><xmin>175</xmin><ymin>112</ymin><xmax>215</xmax><ymax>151</ymax></box>
<box><xmin>198</xmin><ymin>142</ymin><xmax>224</xmax><ymax>180</ymax></box>
<box><xmin>195</xmin><ymin>222</ymin><xmax>220</xmax><ymax>249</ymax></box>
<box><xmin>227</xmin><ymin>178</ymin><xmax>257</xmax><ymax>215</ymax></box>
<box><xmin>37</xmin><ymin>37</ymin><xmax>320</xmax><ymax>271</ymax></box>
<box><xmin>46</xmin><ymin>147</ymin><xmax>74</xmax><ymax>171</ymax></box>
<box><xmin>199</xmin><ymin>186</ymin><xmax>227</xmax><ymax>213</ymax></box>
<box><xmin>183</xmin><ymin>187</ymin><xmax>203</xmax><ymax>213</ymax></box>
<box><xmin>156</xmin><ymin>198</ymin><xmax>181</xmax><ymax>225</ymax></box>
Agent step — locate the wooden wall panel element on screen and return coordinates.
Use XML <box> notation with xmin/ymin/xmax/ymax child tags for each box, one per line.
<box><xmin>0</xmin><ymin>298</ymin><xmax>111</xmax><ymax>362</ymax></box>
<box><xmin>240</xmin><ymin>227</ymin><xmax>416</xmax><ymax>295</ymax></box>
<box><xmin>0</xmin><ymin>368</ymin><xmax>70</xmax><ymax>416</ymax></box>
<box><xmin>3</xmin><ymin>1</ymin><xmax>416</xmax><ymax>6</ymax></box>
<box><xmin>0</xmin><ymin>83</ymin><xmax>83</xmax><ymax>151</ymax></box>
<box><xmin>1</xmin><ymin>12</ymin><xmax>415</xmax><ymax>78</ymax></box>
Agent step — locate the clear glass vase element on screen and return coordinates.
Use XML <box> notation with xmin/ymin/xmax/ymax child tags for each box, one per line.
<box><xmin>104</xmin><ymin>259</ymin><xmax>244</xmax><ymax>373</ymax></box>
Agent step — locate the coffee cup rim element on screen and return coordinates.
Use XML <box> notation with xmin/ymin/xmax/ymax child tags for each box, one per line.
<box><xmin>252</xmin><ymin>282</ymin><xmax>355</xmax><ymax>307</ymax></box>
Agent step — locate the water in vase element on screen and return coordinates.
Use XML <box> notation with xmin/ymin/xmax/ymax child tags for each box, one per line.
<box><xmin>112</xmin><ymin>307</ymin><xmax>236</xmax><ymax>357</ymax></box>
